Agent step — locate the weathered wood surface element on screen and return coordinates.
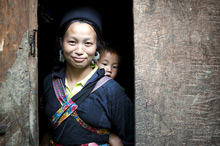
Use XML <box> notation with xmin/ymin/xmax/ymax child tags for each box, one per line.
<box><xmin>134</xmin><ymin>0</ymin><xmax>220</xmax><ymax>145</ymax></box>
<box><xmin>0</xmin><ymin>0</ymin><xmax>38</xmax><ymax>145</ymax></box>
<box><xmin>0</xmin><ymin>0</ymin><xmax>28</xmax><ymax>86</ymax></box>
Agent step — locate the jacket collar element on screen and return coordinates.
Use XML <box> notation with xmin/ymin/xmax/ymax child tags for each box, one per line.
<box><xmin>53</xmin><ymin>66</ymin><xmax>65</xmax><ymax>79</ymax></box>
<box><xmin>52</xmin><ymin>65</ymin><xmax>105</xmax><ymax>86</ymax></box>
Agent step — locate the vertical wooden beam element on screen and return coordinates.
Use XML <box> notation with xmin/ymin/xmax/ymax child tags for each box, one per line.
<box><xmin>28</xmin><ymin>0</ymin><xmax>38</xmax><ymax>145</ymax></box>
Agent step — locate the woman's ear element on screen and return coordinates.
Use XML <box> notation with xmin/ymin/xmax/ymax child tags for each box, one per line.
<box><xmin>59</xmin><ymin>38</ymin><xmax>63</xmax><ymax>47</ymax></box>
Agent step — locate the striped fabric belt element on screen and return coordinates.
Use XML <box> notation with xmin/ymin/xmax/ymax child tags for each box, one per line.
<box><xmin>50</xmin><ymin>140</ymin><xmax>110</xmax><ymax>146</ymax></box>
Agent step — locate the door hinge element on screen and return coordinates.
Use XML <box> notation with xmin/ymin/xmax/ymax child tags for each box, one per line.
<box><xmin>29</xmin><ymin>29</ymin><xmax>37</xmax><ymax>57</ymax></box>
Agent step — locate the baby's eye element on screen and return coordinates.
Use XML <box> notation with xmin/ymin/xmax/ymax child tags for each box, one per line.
<box><xmin>102</xmin><ymin>63</ymin><xmax>107</xmax><ymax>66</ymax></box>
<box><xmin>113</xmin><ymin>65</ymin><xmax>118</xmax><ymax>69</ymax></box>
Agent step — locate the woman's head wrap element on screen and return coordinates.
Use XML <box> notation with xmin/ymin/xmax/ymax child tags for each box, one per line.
<box><xmin>59</xmin><ymin>6</ymin><xmax>102</xmax><ymax>32</ymax></box>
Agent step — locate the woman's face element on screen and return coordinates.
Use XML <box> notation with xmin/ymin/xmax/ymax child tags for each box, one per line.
<box><xmin>62</xmin><ymin>22</ymin><xmax>97</xmax><ymax>69</ymax></box>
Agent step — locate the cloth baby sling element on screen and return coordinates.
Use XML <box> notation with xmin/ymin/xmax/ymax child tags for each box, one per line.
<box><xmin>50</xmin><ymin>72</ymin><xmax>112</xmax><ymax>146</ymax></box>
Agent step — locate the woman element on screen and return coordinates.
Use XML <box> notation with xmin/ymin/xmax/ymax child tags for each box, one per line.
<box><xmin>42</xmin><ymin>6</ymin><xmax>134</xmax><ymax>146</ymax></box>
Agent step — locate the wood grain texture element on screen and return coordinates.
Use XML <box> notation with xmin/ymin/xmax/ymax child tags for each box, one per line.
<box><xmin>0</xmin><ymin>0</ymin><xmax>38</xmax><ymax>145</ymax></box>
<box><xmin>134</xmin><ymin>0</ymin><xmax>220</xmax><ymax>145</ymax></box>
<box><xmin>0</xmin><ymin>0</ymin><xmax>28</xmax><ymax>86</ymax></box>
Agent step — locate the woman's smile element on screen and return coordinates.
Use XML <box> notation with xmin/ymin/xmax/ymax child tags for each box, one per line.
<box><xmin>72</xmin><ymin>56</ymin><xmax>86</xmax><ymax>62</ymax></box>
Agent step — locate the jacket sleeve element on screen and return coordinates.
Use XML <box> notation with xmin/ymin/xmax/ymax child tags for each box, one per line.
<box><xmin>107</xmin><ymin>80</ymin><xmax>134</xmax><ymax>145</ymax></box>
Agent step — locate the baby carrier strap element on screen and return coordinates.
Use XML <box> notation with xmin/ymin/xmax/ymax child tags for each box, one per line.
<box><xmin>51</xmin><ymin>75</ymin><xmax>112</xmax><ymax>133</ymax></box>
<box><xmin>91</xmin><ymin>76</ymin><xmax>112</xmax><ymax>93</ymax></box>
<box><xmin>51</xmin><ymin>75</ymin><xmax>99</xmax><ymax>129</ymax></box>
<box><xmin>51</xmin><ymin>77</ymin><xmax>79</xmax><ymax>129</ymax></box>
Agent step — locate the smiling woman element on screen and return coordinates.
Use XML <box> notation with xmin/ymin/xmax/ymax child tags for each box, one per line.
<box><xmin>38</xmin><ymin>0</ymin><xmax>134</xmax><ymax>102</ymax></box>
<box><xmin>39</xmin><ymin>5</ymin><xmax>134</xmax><ymax>146</ymax></box>
<box><xmin>62</xmin><ymin>22</ymin><xmax>98</xmax><ymax>90</ymax></box>
<box><xmin>38</xmin><ymin>0</ymin><xmax>134</xmax><ymax>145</ymax></box>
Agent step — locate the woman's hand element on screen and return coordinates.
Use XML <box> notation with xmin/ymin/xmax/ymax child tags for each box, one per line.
<box><xmin>109</xmin><ymin>133</ymin><xmax>123</xmax><ymax>146</ymax></box>
<box><xmin>40</xmin><ymin>130</ymin><xmax>52</xmax><ymax>146</ymax></box>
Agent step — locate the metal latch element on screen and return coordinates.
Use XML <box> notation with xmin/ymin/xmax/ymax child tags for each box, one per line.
<box><xmin>29</xmin><ymin>29</ymin><xmax>37</xmax><ymax>57</ymax></box>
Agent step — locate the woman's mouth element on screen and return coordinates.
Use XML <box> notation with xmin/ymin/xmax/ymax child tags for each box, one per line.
<box><xmin>72</xmin><ymin>57</ymin><xmax>85</xmax><ymax>62</ymax></box>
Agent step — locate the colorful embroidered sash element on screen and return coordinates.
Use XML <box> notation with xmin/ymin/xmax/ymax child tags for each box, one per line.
<box><xmin>50</xmin><ymin>140</ymin><xmax>110</xmax><ymax>146</ymax></box>
<box><xmin>72</xmin><ymin>111</ymin><xmax>110</xmax><ymax>135</ymax></box>
<box><xmin>50</xmin><ymin>98</ymin><xmax>78</xmax><ymax>129</ymax></box>
<box><xmin>51</xmin><ymin>78</ymin><xmax>78</xmax><ymax>129</ymax></box>
<box><xmin>51</xmin><ymin>75</ymin><xmax>112</xmax><ymax>135</ymax></box>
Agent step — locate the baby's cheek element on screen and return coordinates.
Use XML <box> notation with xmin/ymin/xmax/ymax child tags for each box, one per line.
<box><xmin>99</xmin><ymin>64</ymin><xmax>105</xmax><ymax>69</ymax></box>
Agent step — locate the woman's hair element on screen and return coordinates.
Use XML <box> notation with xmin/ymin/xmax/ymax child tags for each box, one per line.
<box><xmin>54</xmin><ymin>18</ymin><xmax>105</xmax><ymax>66</ymax></box>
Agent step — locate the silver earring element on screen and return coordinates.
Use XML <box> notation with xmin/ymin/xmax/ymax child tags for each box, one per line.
<box><xmin>59</xmin><ymin>50</ymin><xmax>65</xmax><ymax>63</ymax></box>
<box><xmin>92</xmin><ymin>51</ymin><xmax>100</xmax><ymax>64</ymax></box>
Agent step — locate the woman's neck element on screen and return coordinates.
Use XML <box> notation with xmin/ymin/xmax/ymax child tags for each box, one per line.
<box><xmin>65</xmin><ymin>64</ymin><xmax>93</xmax><ymax>86</ymax></box>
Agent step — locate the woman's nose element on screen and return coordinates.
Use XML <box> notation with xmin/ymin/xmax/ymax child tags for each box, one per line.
<box><xmin>75</xmin><ymin>44</ymin><xmax>84</xmax><ymax>54</ymax></box>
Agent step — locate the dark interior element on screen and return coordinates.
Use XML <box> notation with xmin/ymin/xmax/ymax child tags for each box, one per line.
<box><xmin>38</xmin><ymin>0</ymin><xmax>134</xmax><ymax>142</ymax></box>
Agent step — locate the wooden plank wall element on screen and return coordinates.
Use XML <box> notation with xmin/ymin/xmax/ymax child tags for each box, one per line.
<box><xmin>0</xmin><ymin>0</ymin><xmax>38</xmax><ymax>145</ymax></box>
<box><xmin>134</xmin><ymin>0</ymin><xmax>220</xmax><ymax>145</ymax></box>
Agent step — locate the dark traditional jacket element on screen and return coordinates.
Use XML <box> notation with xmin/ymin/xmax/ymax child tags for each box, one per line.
<box><xmin>43</xmin><ymin>67</ymin><xmax>134</xmax><ymax>146</ymax></box>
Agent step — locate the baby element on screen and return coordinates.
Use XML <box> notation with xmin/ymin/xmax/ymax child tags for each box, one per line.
<box><xmin>97</xmin><ymin>45</ymin><xmax>123</xmax><ymax>146</ymax></box>
<box><xmin>97</xmin><ymin>45</ymin><xmax>120</xmax><ymax>79</ymax></box>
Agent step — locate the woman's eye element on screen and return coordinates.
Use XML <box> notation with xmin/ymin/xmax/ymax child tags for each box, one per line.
<box><xmin>85</xmin><ymin>42</ymin><xmax>92</xmax><ymax>46</ymax></box>
<box><xmin>69</xmin><ymin>41</ymin><xmax>76</xmax><ymax>45</ymax></box>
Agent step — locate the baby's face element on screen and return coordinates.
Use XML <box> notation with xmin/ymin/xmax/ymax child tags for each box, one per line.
<box><xmin>97</xmin><ymin>52</ymin><xmax>119</xmax><ymax>79</ymax></box>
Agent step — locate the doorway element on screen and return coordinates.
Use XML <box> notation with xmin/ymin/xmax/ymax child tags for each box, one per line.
<box><xmin>38</xmin><ymin>0</ymin><xmax>134</xmax><ymax>143</ymax></box>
